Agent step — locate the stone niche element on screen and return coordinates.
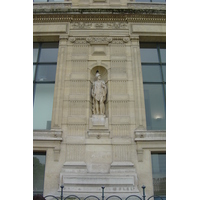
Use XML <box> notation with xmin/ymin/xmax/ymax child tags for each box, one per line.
<box><xmin>88</xmin><ymin>66</ymin><xmax>109</xmax><ymax>138</ymax></box>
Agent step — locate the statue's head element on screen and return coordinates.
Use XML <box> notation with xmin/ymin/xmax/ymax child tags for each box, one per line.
<box><xmin>96</xmin><ymin>71</ymin><xmax>101</xmax><ymax>80</ymax></box>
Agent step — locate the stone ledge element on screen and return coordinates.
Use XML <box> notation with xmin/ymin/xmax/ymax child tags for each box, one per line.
<box><xmin>134</xmin><ymin>130</ymin><xmax>166</xmax><ymax>141</ymax></box>
<box><xmin>134</xmin><ymin>130</ymin><xmax>166</xmax><ymax>162</ymax></box>
<box><xmin>33</xmin><ymin>2</ymin><xmax>72</xmax><ymax>11</ymax></box>
<box><xmin>33</xmin><ymin>129</ymin><xmax>62</xmax><ymax>141</ymax></box>
<box><xmin>127</xmin><ymin>2</ymin><xmax>166</xmax><ymax>11</ymax></box>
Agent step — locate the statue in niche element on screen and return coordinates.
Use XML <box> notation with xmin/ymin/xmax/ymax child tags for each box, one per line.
<box><xmin>92</xmin><ymin>71</ymin><xmax>107</xmax><ymax>115</ymax></box>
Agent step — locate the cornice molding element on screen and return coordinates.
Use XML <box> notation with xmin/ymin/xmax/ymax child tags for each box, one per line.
<box><xmin>33</xmin><ymin>3</ymin><xmax>166</xmax><ymax>23</ymax></box>
<box><xmin>33</xmin><ymin>13</ymin><xmax>165</xmax><ymax>23</ymax></box>
<box><xmin>33</xmin><ymin>2</ymin><xmax>166</xmax><ymax>12</ymax></box>
<box><xmin>33</xmin><ymin>8</ymin><xmax>166</xmax><ymax>15</ymax></box>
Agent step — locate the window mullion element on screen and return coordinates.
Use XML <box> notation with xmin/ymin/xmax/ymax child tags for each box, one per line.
<box><xmin>158</xmin><ymin>44</ymin><xmax>166</xmax><ymax>104</ymax></box>
<box><xmin>33</xmin><ymin>43</ymin><xmax>42</xmax><ymax>105</ymax></box>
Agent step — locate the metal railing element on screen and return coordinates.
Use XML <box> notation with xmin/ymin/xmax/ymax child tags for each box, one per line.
<box><xmin>44</xmin><ymin>185</ymin><xmax>165</xmax><ymax>200</ymax></box>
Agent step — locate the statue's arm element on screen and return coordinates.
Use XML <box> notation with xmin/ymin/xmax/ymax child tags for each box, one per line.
<box><xmin>91</xmin><ymin>83</ymin><xmax>95</xmax><ymax>97</ymax></box>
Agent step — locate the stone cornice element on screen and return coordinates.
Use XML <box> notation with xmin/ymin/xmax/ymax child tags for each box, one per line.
<box><xmin>33</xmin><ymin>8</ymin><xmax>166</xmax><ymax>15</ymax></box>
<box><xmin>33</xmin><ymin>2</ymin><xmax>166</xmax><ymax>12</ymax></box>
<box><xmin>33</xmin><ymin>2</ymin><xmax>165</xmax><ymax>23</ymax></box>
<box><xmin>33</xmin><ymin>7</ymin><xmax>166</xmax><ymax>15</ymax></box>
<box><xmin>33</xmin><ymin>13</ymin><xmax>165</xmax><ymax>23</ymax></box>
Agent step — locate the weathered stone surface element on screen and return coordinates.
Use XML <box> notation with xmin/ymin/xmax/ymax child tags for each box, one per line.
<box><xmin>33</xmin><ymin>1</ymin><xmax>166</xmax><ymax>197</ymax></box>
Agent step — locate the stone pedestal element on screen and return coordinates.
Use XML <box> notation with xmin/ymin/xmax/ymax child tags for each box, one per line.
<box><xmin>59</xmin><ymin>161</ymin><xmax>140</xmax><ymax>198</ymax></box>
<box><xmin>58</xmin><ymin>116</ymin><xmax>140</xmax><ymax>198</ymax></box>
<box><xmin>88</xmin><ymin>115</ymin><xmax>109</xmax><ymax>138</ymax></box>
<box><xmin>89</xmin><ymin>115</ymin><xmax>108</xmax><ymax>129</ymax></box>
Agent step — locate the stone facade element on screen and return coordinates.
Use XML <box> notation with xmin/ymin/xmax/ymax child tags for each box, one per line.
<box><xmin>33</xmin><ymin>0</ymin><xmax>166</xmax><ymax>198</ymax></box>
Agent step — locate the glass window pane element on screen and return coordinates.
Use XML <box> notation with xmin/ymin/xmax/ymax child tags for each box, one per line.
<box><xmin>33</xmin><ymin>43</ymin><xmax>39</xmax><ymax>62</ymax></box>
<box><xmin>162</xmin><ymin>64</ymin><xmax>166</xmax><ymax>82</ymax></box>
<box><xmin>33</xmin><ymin>84</ymin><xmax>55</xmax><ymax>130</ymax></box>
<box><xmin>144</xmin><ymin>84</ymin><xmax>166</xmax><ymax>130</ymax></box>
<box><xmin>33</xmin><ymin>153</ymin><xmax>46</xmax><ymax>195</ymax></box>
<box><xmin>151</xmin><ymin>154</ymin><xmax>166</xmax><ymax>197</ymax></box>
<box><xmin>142</xmin><ymin>65</ymin><xmax>162</xmax><ymax>82</ymax></box>
<box><xmin>140</xmin><ymin>48</ymin><xmax>159</xmax><ymax>63</ymax></box>
<box><xmin>152</xmin><ymin>0</ymin><xmax>166</xmax><ymax>2</ymax></box>
<box><xmin>160</xmin><ymin>48</ymin><xmax>166</xmax><ymax>63</ymax></box>
<box><xmin>34</xmin><ymin>0</ymin><xmax>47</xmax><ymax>2</ymax></box>
<box><xmin>164</xmin><ymin>84</ymin><xmax>166</xmax><ymax>95</ymax></box>
<box><xmin>33</xmin><ymin>65</ymin><xmax>36</xmax><ymax>81</ymax></box>
<box><xmin>39</xmin><ymin>43</ymin><xmax>58</xmax><ymax>63</ymax></box>
<box><xmin>135</xmin><ymin>0</ymin><xmax>150</xmax><ymax>2</ymax></box>
<box><xmin>35</xmin><ymin>64</ymin><xmax>57</xmax><ymax>82</ymax></box>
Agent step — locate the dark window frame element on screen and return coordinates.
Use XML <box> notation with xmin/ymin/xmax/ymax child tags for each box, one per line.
<box><xmin>33</xmin><ymin>151</ymin><xmax>46</xmax><ymax>196</ymax></box>
<box><xmin>33</xmin><ymin>42</ymin><xmax>58</xmax><ymax>103</ymax></box>
<box><xmin>141</xmin><ymin>43</ymin><xmax>166</xmax><ymax>102</ymax></box>
<box><xmin>151</xmin><ymin>152</ymin><xmax>166</xmax><ymax>199</ymax></box>
<box><xmin>33</xmin><ymin>42</ymin><xmax>58</xmax><ymax>130</ymax></box>
<box><xmin>140</xmin><ymin>42</ymin><xmax>166</xmax><ymax>130</ymax></box>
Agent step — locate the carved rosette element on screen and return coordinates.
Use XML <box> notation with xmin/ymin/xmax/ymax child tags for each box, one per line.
<box><xmin>69</xmin><ymin>37</ymin><xmax>76</xmax><ymax>43</ymax></box>
<box><xmin>123</xmin><ymin>37</ymin><xmax>130</xmax><ymax>43</ymax></box>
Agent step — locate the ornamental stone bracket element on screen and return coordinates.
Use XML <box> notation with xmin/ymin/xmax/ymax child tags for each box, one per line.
<box><xmin>134</xmin><ymin>130</ymin><xmax>166</xmax><ymax>162</ymax></box>
<box><xmin>69</xmin><ymin>37</ymin><xmax>130</xmax><ymax>44</ymax></box>
<box><xmin>33</xmin><ymin>129</ymin><xmax>63</xmax><ymax>161</ymax></box>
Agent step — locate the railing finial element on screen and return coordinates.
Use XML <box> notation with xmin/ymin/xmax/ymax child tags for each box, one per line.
<box><xmin>142</xmin><ymin>185</ymin><xmax>146</xmax><ymax>200</ymax></box>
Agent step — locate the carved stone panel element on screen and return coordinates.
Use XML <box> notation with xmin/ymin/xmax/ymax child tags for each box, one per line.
<box><xmin>70</xmin><ymin>22</ymin><xmax>128</xmax><ymax>30</ymax></box>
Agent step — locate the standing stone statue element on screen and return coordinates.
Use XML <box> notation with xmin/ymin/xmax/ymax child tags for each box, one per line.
<box><xmin>92</xmin><ymin>71</ymin><xmax>107</xmax><ymax>115</ymax></box>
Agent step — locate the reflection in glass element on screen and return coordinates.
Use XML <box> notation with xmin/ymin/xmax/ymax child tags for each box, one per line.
<box><xmin>34</xmin><ymin>0</ymin><xmax>48</xmax><ymax>2</ymax></box>
<box><xmin>151</xmin><ymin>153</ymin><xmax>166</xmax><ymax>198</ymax></box>
<box><xmin>142</xmin><ymin>65</ymin><xmax>162</xmax><ymax>82</ymax></box>
<box><xmin>33</xmin><ymin>84</ymin><xmax>55</xmax><ymax>130</ymax></box>
<box><xmin>152</xmin><ymin>0</ymin><xmax>166</xmax><ymax>2</ymax></box>
<box><xmin>135</xmin><ymin>0</ymin><xmax>150</xmax><ymax>2</ymax></box>
<box><xmin>33</xmin><ymin>43</ymin><xmax>39</xmax><ymax>62</ymax></box>
<box><xmin>162</xmin><ymin>65</ymin><xmax>166</xmax><ymax>82</ymax></box>
<box><xmin>144</xmin><ymin>84</ymin><xmax>166</xmax><ymax>130</ymax></box>
<box><xmin>140</xmin><ymin>48</ymin><xmax>159</xmax><ymax>63</ymax></box>
<box><xmin>160</xmin><ymin>49</ymin><xmax>166</xmax><ymax>63</ymax></box>
<box><xmin>33</xmin><ymin>153</ymin><xmax>46</xmax><ymax>195</ymax></box>
<box><xmin>39</xmin><ymin>43</ymin><xmax>58</xmax><ymax>63</ymax></box>
<box><xmin>35</xmin><ymin>64</ymin><xmax>57</xmax><ymax>82</ymax></box>
<box><xmin>33</xmin><ymin>65</ymin><xmax>36</xmax><ymax>81</ymax></box>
